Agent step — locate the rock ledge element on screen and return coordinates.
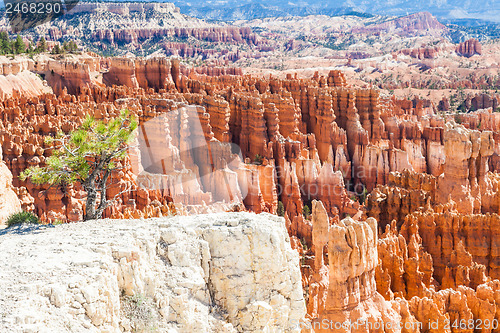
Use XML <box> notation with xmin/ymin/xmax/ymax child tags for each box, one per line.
<box><xmin>0</xmin><ymin>213</ymin><xmax>305</xmax><ymax>332</ymax></box>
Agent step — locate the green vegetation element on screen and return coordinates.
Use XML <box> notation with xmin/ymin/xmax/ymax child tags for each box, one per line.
<box><xmin>13</xmin><ymin>34</ymin><xmax>25</xmax><ymax>54</ymax></box>
<box><xmin>50</xmin><ymin>40</ymin><xmax>79</xmax><ymax>55</ymax></box>
<box><xmin>0</xmin><ymin>32</ymin><xmax>10</xmax><ymax>54</ymax></box>
<box><xmin>36</xmin><ymin>37</ymin><xmax>47</xmax><ymax>53</ymax></box>
<box><xmin>6</xmin><ymin>211</ymin><xmax>40</xmax><ymax>228</ymax></box>
<box><xmin>0</xmin><ymin>33</ymin><xmax>39</xmax><ymax>55</ymax></box>
<box><xmin>51</xmin><ymin>44</ymin><xmax>62</xmax><ymax>55</ymax></box>
<box><xmin>0</xmin><ymin>32</ymin><xmax>78</xmax><ymax>56</ymax></box>
<box><xmin>121</xmin><ymin>293</ymin><xmax>157</xmax><ymax>332</ymax></box>
<box><xmin>447</xmin><ymin>23</ymin><xmax>500</xmax><ymax>42</ymax></box>
<box><xmin>358</xmin><ymin>186</ymin><xmax>369</xmax><ymax>205</ymax></box>
<box><xmin>450</xmin><ymin>88</ymin><xmax>468</xmax><ymax>113</ymax></box>
<box><xmin>300</xmin><ymin>237</ymin><xmax>308</xmax><ymax>251</ymax></box>
<box><xmin>457</xmin><ymin>103</ymin><xmax>467</xmax><ymax>113</ymax></box>
<box><xmin>21</xmin><ymin>110</ymin><xmax>138</xmax><ymax>221</ymax></box>
<box><xmin>323</xmin><ymin>35</ymin><xmax>356</xmax><ymax>51</ymax></box>
<box><xmin>63</xmin><ymin>40</ymin><xmax>78</xmax><ymax>53</ymax></box>
<box><xmin>51</xmin><ymin>219</ymin><xmax>64</xmax><ymax>225</ymax></box>
<box><xmin>302</xmin><ymin>204</ymin><xmax>311</xmax><ymax>219</ymax></box>
<box><xmin>277</xmin><ymin>201</ymin><xmax>285</xmax><ymax>217</ymax></box>
<box><xmin>253</xmin><ymin>154</ymin><xmax>263</xmax><ymax>165</ymax></box>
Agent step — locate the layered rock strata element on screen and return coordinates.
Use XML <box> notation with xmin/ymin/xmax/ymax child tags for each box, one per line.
<box><xmin>5</xmin><ymin>55</ymin><xmax>499</xmax><ymax>226</ymax></box>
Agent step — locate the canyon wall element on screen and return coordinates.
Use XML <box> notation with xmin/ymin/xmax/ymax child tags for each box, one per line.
<box><xmin>68</xmin><ymin>2</ymin><xmax>179</xmax><ymax>16</ymax></box>
<box><xmin>0</xmin><ymin>57</ymin><xmax>52</xmax><ymax>99</ymax></box>
<box><xmin>366</xmin><ymin>123</ymin><xmax>500</xmax><ymax>332</ymax></box>
<box><xmin>1</xmin><ymin>54</ymin><xmax>489</xmax><ymax>226</ymax></box>
<box><xmin>92</xmin><ymin>27</ymin><xmax>261</xmax><ymax>46</ymax></box>
<box><xmin>352</xmin><ymin>12</ymin><xmax>447</xmax><ymax>37</ymax></box>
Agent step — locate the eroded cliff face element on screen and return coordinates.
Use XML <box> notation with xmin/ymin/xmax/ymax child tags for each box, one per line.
<box><xmin>365</xmin><ymin>123</ymin><xmax>500</xmax><ymax>332</ymax></box>
<box><xmin>0</xmin><ymin>57</ymin><xmax>53</xmax><ymax>99</ymax></box>
<box><xmin>371</xmin><ymin>199</ymin><xmax>500</xmax><ymax>332</ymax></box>
<box><xmin>0</xmin><ymin>146</ymin><xmax>21</xmax><ymax>226</ymax></box>
<box><xmin>93</xmin><ymin>27</ymin><xmax>261</xmax><ymax>47</ymax></box>
<box><xmin>0</xmin><ymin>213</ymin><xmax>306</xmax><ymax>332</ymax></box>
<box><xmin>304</xmin><ymin>200</ymin><xmax>403</xmax><ymax>332</ymax></box>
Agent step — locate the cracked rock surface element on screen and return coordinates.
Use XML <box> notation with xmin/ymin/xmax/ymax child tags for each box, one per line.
<box><xmin>0</xmin><ymin>212</ymin><xmax>305</xmax><ymax>332</ymax></box>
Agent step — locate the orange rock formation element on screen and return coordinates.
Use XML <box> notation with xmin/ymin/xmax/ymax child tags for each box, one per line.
<box><xmin>2</xmin><ymin>55</ymin><xmax>500</xmax><ymax>330</ymax></box>
<box><xmin>0</xmin><ymin>145</ymin><xmax>21</xmax><ymax>225</ymax></box>
<box><xmin>456</xmin><ymin>38</ymin><xmax>483</xmax><ymax>57</ymax></box>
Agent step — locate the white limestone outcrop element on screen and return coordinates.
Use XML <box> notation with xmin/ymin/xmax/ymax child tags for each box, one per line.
<box><xmin>0</xmin><ymin>212</ymin><xmax>306</xmax><ymax>332</ymax></box>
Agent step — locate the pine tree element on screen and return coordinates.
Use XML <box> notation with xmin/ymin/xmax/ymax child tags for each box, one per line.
<box><xmin>20</xmin><ymin>110</ymin><xmax>138</xmax><ymax>221</ymax></box>
<box><xmin>302</xmin><ymin>204</ymin><xmax>311</xmax><ymax>219</ymax></box>
<box><xmin>51</xmin><ymin>43</ymin><xmax>62</xmax><ymax>55</ymax></box>
<box><xmin>26</xmin><ymin>42</ymin><xmax>34</xmax><ymax>54</ymax></box>
<box><xmin>69</xmin><ymin>40</ymin><xmax>78</xmax><ymax>53</ymax></box>
<box><xmin>360</xmin><ymin>186</ymin><xmax>369</xmax><ymax>205</ymax></box>
<box><xmin>13</xmin><ymin>34</ymin><xmax>25</xmax><ymax>54</ymax></box>
<box><xmin>64</xmin><ymin>40</ymin><xmax>77</xmax><ymax>53</ymax></box>
<box><xmin>0</xmin><ymin>32</ymin><xmax>11</xmax><ymax>55</ymax></box>
<box><xmin>36</xmin><ymin>36</ymin><xmax>47</xmax><ymax>53</ymax></box>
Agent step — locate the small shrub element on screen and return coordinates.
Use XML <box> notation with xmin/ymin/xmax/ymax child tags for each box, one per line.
<box><xmin>359</xmin><ymin>186</ymin><xmax>369</xmax><ymax>205</ymax></box>
<box><xmin>6</xmin><ymin>211</ymin><xmax>40</xmax><ymax>228</ymax></box>
<box><xmin>51</xmin><ymin>219</ymin><xmax>64</xmax><ymax>225</ymax></box>
<box><xmin>121</xmin><ymin>293</ymin><xmax>157</xmax><ymax>332</ymax></box>
<box><xmin>253</xmin><ymin>154</ymin><xmax>263</xmax><ymax>165</ymax></box>
<box><xmin>302</xmin><ymin>205</ymin><xmax>311</xmax><ymax>219</ymax></box>
<box><xmin>300</xmin><ymin>237</ymin><xmax>309</xmax><ymax>251</ymax></box>
<box><xmin>277</xmin><ymin>201</ymin><xmax>285</xmax><ymax>217</ymax></box>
